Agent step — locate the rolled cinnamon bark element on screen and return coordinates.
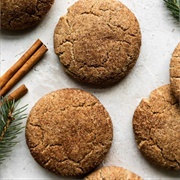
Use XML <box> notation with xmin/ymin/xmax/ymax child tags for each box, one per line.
<box><xmin>0</xmin><ymin>44</ymin><xmax>48</xmax><ymax>97</ymax></box>
<box><xmin>0</xmin><ymin>39</ymin><xmax>42</xmax><ymax>89</ymax></box>
<box><xmin>7</xmin><ymin>84</ymin><xmax>28</xmax><ymax>101</ymax></box>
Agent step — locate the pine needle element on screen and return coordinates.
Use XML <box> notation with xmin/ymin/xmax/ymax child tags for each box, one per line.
<box><xmin>164</xmin><ymin>0</ymin><xmax>180</xmax><ymax>22</ymax></box>
<box><xmin>0</xmin><ymin>97</ymin><xmax>27</xmax><ymax>164</ymax></box>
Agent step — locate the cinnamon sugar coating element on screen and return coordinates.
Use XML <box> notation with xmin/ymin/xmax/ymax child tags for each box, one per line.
<box><xmin>25</xmin><ymin>88</ymin><xmax>113</xmax><ymax>176</ymax></box>
<box><xmin>84</xmin><ymin>166</ymin><xmax>142</xmax><ymax>180</ymax></box>
<box><xmin>170</xmin><ymin>43</ymin><xmax>180</xmax><ymax>101</ymax></box>
<box><xmin>54</xmin><ymin>0</ymin><xmax>141</xmax><ymax>86</ymax></box>
<box><xmin>133</xmin><ymin>85</ymin><xmax>180</xmax><ymax>170</ymax></box>
<box><xmin>1</xmin><ymin>0</ymin><xmax>54</xmax><ymax>30</ymax></box>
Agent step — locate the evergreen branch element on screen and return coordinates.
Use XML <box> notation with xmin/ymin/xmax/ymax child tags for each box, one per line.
<box><xmin>164</xmin><ymin>0</ymin><xmax>180</xmax><ymax>21</ymax></box>
<box><xmin>0</xmin><ymin>97</ymin><xmax>27</xmax><ymax>164</ymax></box>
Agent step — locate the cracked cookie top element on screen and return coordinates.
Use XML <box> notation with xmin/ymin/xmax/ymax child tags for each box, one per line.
<box><xmin>170</xmin><ymin>43</ymin><xmax>180</xmax><ymax>101</ymax></box>
<box><xmin>25</xmin><ymin>88</ymin><xmax>113</xmax><ymax>176</ymax></box>
<box><xmin>54</xmin><ymin>0</ymin><xmax>141</xmax><ymax>86</ymax></box>
<box><xmin>1</xmin><ymin>0</ymin><xmax>54</xmax><ymax>30</ymax></box>
<box><xmin>84</xmin><ymin>166</ymin><xmax>142</xmax><ymax>180</ymax></box>
<box><xmin>133</xmin><ymin>85</ymin><xmax>180</xmax><ymax>170</ymax></box>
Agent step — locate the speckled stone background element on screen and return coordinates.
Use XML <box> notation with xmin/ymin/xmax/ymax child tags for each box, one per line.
<box><xmin>0</xmin><ymin>0</ymin><xmax>180</xmax><ymax>179</ymax></box>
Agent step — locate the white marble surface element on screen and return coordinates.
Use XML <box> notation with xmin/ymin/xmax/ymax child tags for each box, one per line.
<box><xmin>0</xmin><ymin>0</ymin><xmax>180</xmax><ymax>179</ymax></box>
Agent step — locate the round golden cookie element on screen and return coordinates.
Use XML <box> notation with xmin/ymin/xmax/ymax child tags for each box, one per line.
<box><xmin>1</xmin><ymin>0</ymin><xmax>54</xmax><ymax>30</ymax></box>
<box><xmin>54</xmin><ymin>0</ymin><xmax>141</xmax><ymax>86</ymax></box>
<box><xmin>25</xmin><ymin>88</ymin><xmax>113</xmax><ymax>176</ymax></box>
<box><xmin>84</xmin><ymin>166</ymin><xmax>142</xmax><ymax>180</ymax></box>
<box><xmin>170</xmin><ymin>43</ymin><xmax>180</xmax><ymax>100</ymax></box>
<box><xmin>133</xmin><ymin>85</ymin><xmax>180</xmax><ymax>170</ymax></box>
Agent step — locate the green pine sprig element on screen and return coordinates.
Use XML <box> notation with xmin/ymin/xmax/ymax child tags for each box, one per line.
<box><xmin>164</xmin><ymin>0</ymin><xmax>180</xmax><ymax>22</ymax></box>
<box><xmin>0</xmin><ymin>98</ymin><xmax>27</xmax><ymax>164</ymax></box>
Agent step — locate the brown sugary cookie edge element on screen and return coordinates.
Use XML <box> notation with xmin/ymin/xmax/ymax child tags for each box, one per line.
<box><xmin>84</xmin><ymin>166</ymin><xmax>142</xmax><ymax>180</ymax></box>
<box><xmin>133</xmin><ymin>84</ymin><xmax>180</xmax><ymax>170</ymax></box>
<box><xmin>1</xmin><ymin>0</ymin><xmax>54</xmax><ymax>30</ymax></box>
<box><xmin>170</xmin><ymin>42</ymin><xmax>180</xmax><ymax>101</ymax></box>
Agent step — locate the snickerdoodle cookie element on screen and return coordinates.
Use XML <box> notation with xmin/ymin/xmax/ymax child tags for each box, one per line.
<box><xmin>1</xmin><ymin>0</ymin><xmax>54</xmax><ymax>30</ymax></box>
<box><xmin>170</xmin><ymin>43</ymin><xmax>180</xmax><ymax>100</ymax></box>
<box><xmin>133</xmin><ymin>85</ymin><xmax>180</xmax><ymax>170</ymax></box>
<box><xmin>25</xmin><ymin>88</ymin><xmax>113</xmax><ymax>176</ymax></box>
<box><xmin>84</xmin><ymin>166</ymin><xmax>142</xmax><ymax>180</ymax></box>
<box><xmin>54</xmin><ymin>0</ymin><xmax>141</xmax><ymax>86</ymax></box>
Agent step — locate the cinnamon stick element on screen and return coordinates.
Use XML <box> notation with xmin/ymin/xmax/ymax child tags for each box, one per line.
<box><xmin>0</xmin><ymin>39</ymin><xmax>42</xmax><ymax>89</ymax></box>
<box><xmin>7</xmin><ymin>84</ymin><xmax>28</xmax><ymax>101</ymax></box>
<box><xmin>0</xmin><ymin>84</ymin><xmax>28</xmax><ymax>106</ymax></box>
<box><xmin>0</xmin><ymin>44</ymin><xmax>48</xmax><ymax>97</ymax></box>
